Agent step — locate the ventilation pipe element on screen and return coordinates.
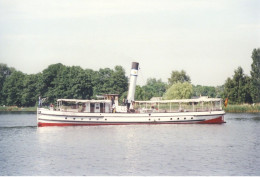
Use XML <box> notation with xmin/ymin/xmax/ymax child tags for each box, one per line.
<box><xmin>127</xmin><ymin>62</ymin><xmax>139</xmax><ymax>110</ymax></box>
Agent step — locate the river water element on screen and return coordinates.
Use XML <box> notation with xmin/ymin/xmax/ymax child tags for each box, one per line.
<box><xmin>0</xmin><ymin>112</ymin><xmax>259</xmax><ymax>176</ymax></box>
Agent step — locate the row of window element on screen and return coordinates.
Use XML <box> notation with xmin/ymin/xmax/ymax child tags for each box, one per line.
<box><xmin>64</xmin><ymin>117</ymin><xmax>195</xmax><ymax>121</ymax></box>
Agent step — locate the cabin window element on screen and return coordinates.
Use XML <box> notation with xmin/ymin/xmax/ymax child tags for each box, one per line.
<box><xmin>100</xmin><ymin>103</ymin><xmax>105</xmax><ymax>113</ymax></box>
<box><xmin>90</xmin><ymin>103</ymin><xmax>95</xmax><ymax>113</ymax></box>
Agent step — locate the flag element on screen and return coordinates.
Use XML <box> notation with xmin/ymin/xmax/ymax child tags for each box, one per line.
<box><xmin>224</xmin><ymin>98</ymin><xmax>228</xmax><ymax>107</ymax></box>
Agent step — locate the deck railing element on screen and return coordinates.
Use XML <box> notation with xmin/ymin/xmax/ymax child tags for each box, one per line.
<box><xmin>134</xmin><ymin>100</ymin><xmax>222</xmax><ymax>113</ymax></box>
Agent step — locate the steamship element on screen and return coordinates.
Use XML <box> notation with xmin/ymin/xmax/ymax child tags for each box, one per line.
<box><xmin>37</xmin><ymin>62</ymin><xmax>225</xmax><ymax>126</ymax></box>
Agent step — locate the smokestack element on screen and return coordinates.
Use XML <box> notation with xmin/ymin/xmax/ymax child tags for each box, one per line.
<box><xmin>127</xmin><ymin>62</ymin><xmax>139</xmax><ymax>106</ymax></box>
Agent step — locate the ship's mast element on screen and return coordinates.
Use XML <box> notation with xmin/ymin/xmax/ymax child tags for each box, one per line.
<box><xmin>127</xmin><ymin>62</ymin><xmax>139</xmax><ymax>109</ymax></box>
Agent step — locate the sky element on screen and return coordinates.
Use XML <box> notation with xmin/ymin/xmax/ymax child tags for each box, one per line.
<box><xmin>0</xmin><ymin>0</ymin><xmax>259</xmax><ymax>86</ymax></box>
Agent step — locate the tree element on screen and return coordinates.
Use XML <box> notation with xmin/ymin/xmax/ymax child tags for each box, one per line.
<box><xmin>2</xmin><ymin>71</ymin><xmax>26</xmax><ymax>106</ymax></box>
<box><xmin>39</xmin><ymin>63</ymin><xmax>67</xmax><ymax>103</ymax></box>
<box><xmin>60</xmin><ymin>66</ymin><xmax>93</xmax><ymax>99</ymax></box>
<box><xmin>224</xmin><ymin>67</ymin><xmax>252</xmax><ymax>104</ymax></box>
<box><xmin>142</xmin><ymin>78</ymin><xmax>167</xmax><ymax>100</ymax></box>
<box><xmin>110</xmin><ymin>65</ymin><xmax>128</xmax><ymax>96</ymax></box>
<box><xmin>215</xmin><ymin>85</ymin><xmax>224</xmax><ymax>98</ymax></box>
<box><xmin>92</xmin><ymin>66</ymin><xmax>128</xmax><ymax>97</ymax></box>
<box><xmin>244</xmin><ymin>75</ymin><xmax>253</xmax><ymax>103</ymax></box>
<box><xmin>38</xmin><ymin>63</ymin><xmax>94</xmax><ymax>104</ymax></box>
<box><xmin>163</xmin><ymin>82</ymin><xmax>193</xmax><ymax>100</ymax></box>
<box><xmin>168</xmin><ymin>70</ymin><xmax>191</xmax><ymax>86</ymax></box>
<box><xmin>21</xmin><ymin>73</ymin><xmax>42</xmax><ymax>106</ymax></box>
<box><xmin>69</xmin><ymin>68</ymin><xmax>93</xmax><ymax>99</ymax></box>
<box><xmin>192</xmin><ymin>85</ymin><xmax>217</xmax><ymax>98</ymax></box>
<box><xmin>0</xmin><ymin>64</ymin><xmax>15</xmax><ymax>105</ymax></box>
<box><xmin>135</xmin><ymin>85</ymin><xmax>146</xmax><ymax>101</ymax></box>
<box><xmin>250</xmin><ymin>48</ymin><xmax>260</xmax><ymax>103</ymax></box>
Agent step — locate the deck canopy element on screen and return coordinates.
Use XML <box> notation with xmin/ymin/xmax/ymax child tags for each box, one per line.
<box><xmin>57</xmin><ymin>99</ymin><xmax>111</xmax><ymax>104</ymax></box>
<box><xmin>135</xmin><ymin>97</ymin><xmax>222</xmax><ymax>104</ymax></box>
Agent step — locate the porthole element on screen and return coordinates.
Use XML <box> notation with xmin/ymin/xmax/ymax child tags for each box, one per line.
<box><xmin>89</xmin><ymin>118</ymin><xmax>91</xmax><ymax>120</ymax></box>
<box><xmin>149</xmin><ymin>119</ymin><xmax>151</xmax><ymax>121</ymax></box>
<box><xmin>65</xmin><ymin>117</ymin><xmax>67</xmax><ymax>119</ymax></box>
<box><xmin>105</xmin><ymin>119</ymin><xmax>107</xmax><ymax>121</ymax></box>
<box><xmin>158</xmin><ymin>118</ymin><xmax>160</xmax><ymax>121</ymax></box>
<box><xmin>191</xmin><ymin>117</ymin><xmax>193</xmax><ymax>119</ymax></box>
<box><xmin>81</xmin><ymin>118</ymin><xmax>83</xmax><ymax>120</ymax></box>
<box><xmin>184</xmin><ymin>117</ymin><xmax>186</xmax><ymax>120</ymax></box>
<box><xmin>170</xmin><ymin>118</ymin><xmax>172</xmax><ymax>120</ymax></box>
<box><xmin>97</xmin><ymin>118</ymin><xmax>99</xmax><ymax>120</ymax></box>
<box><xmin>177</xmin><ymin>118</ymin><xmax>179</xmax><ymax>120</ymax></box>
<box><xmin>73</xmin><ymin>118</ymin><xmax>76</xmax><ymax>120</ymax></box>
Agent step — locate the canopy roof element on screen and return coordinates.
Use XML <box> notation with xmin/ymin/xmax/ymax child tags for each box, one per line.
<box><xmin>135</xmin><ymin>97</ymin><xmax>222</xmax><ymax>104</ymax></box>
<box><xmin>57</xmin><ymin>99</ymin><xmax>111</xmax><ymax>103</ymax></box>
<box><xmin>57</xmin><ymin>97</ymin><xmax>222</xmax><ymax>104</ymax></box>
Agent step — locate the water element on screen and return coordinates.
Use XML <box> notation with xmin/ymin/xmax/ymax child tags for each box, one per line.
<box><xmin>0</xmin><ymin>112</ymin><xmax>260</xmax><ymax>176</ymax></box>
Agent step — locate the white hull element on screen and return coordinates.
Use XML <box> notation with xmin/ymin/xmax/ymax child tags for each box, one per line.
<box><xmin>37</xmin><ymin>108</ymin><xmax>225</xmax><ymax>126</ymax></box>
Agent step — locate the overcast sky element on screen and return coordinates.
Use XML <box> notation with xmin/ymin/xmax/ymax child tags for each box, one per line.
<box><xmin>0</xmin><ymin>0</ymin><xmax>259</xmax><ymax>86</ymax></box>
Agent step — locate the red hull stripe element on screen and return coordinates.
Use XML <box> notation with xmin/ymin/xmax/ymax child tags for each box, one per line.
<box><xmin>38</xmin><ymin>116</ymin><xmax>225</xmax><ymax>126</ymax></box>
<box><xmin>198</xmin><ymin>116</ymin><xmax>225</xmax><ymax>124</ymax></box>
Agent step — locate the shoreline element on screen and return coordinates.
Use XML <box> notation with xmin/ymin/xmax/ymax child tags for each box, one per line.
<box><xmin>224</xmin><ymin>104</ymin><xmax>260</xmax><ymax>113</ymax></box>
<box><xmin>0</xmin><ymin>106</ymin><xmax>37</xmax><ymax>112</ymax></box>
<box><xmin>1</xmin><ymin>104</ymin><xmax>260</xmax><ymax>113</ymax></box>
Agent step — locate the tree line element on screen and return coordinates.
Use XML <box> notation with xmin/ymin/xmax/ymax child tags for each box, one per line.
<box><xmin>0</xmin><ymin>48</ymin><xmax>259</xmax><ymax>107</ymax></box>
<box><xmin>134</xmin><ymin>48</ymin><xmax>259</xmax><ymax>104</ymax></box>
<box><xmin>223</xmin><ymin>48</ymin><xmax>260</xmax><ymax>104</ymax></box>
<box><xmin>0</xmin><ymin>63</ymin><xmax>128</xmax><ymax>107</ymax></box>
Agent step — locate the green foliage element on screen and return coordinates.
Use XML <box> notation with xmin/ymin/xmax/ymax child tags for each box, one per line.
<box><xmin>224</xmin><ymin>67</ymin><xmax>252</xmax><ymax>104</ymax></box>
<box><xmin>215</xmin><ymin>85</ymin><xmax>225</xmax><ymax>98</ymax></box>
<box><xmin>135</xmin><ymin>85</ymin><xmax>146</xmax><ymax>101</ymax></box>
<box><xmin>224</xmin><ymin>104</ymin><xmax>260</xmax><ymax>113</ymax></box>
<box><xmin>192</xmin><ymin>85</ymin><xmax>217</xmax><ymax>98</ymax></box>
<box><xmin>0</xmin><ymin>106</ymin><xmax>37</xmax><ymax>112</ymax></box>
<box><xmin>0</xmin><ymin>63</ymin><xmax>15</xmax><ymax>105</ymax></box>
<box><xmin>142</xmin><ymin>78</ymin><xmax>167</xmax><ymax>100</ymax></box>
<box><xmin>119</xmin><ymin>91</ymin><xmax>128</xmax><ymax>104</ymax></box>
<box><xmin>0</xmin><ymin>63</ymin><xmax>127</xmax><ymax>107</ymax></box>
<box><xmin>168</xmin><ymin>70</ymin><xmax>191</xmax><ymax>86</ymax></box>
<box><xmin>110</xmin><ymin>66</ymin><xmax>128</xmax><ymax>96</ymax></box>
<box><xmin>163</xmin><ymin>82</ymin><xmax>193</xmax><ymax>100</ymax></box>
<box><xmin>40</xmin><ymin>64</ymin><xmax>94</xmax><ymax>103</ymax></box>
<box><xmin>92</xmin><ymin>66</ymin><xmax>128</xmax><ymax>96</ymax></box>
<box><xmin>1</xmin><ymin>48</ymin><xmax>259</xmax><ymax>108</ymax></box>
<box><xmin>22</xmin><ymin>73</ymin><xmax>42</xmax><ymax>106</ymax></box>
<box><xmin>250</xmin><ymin>48</ymin><xmax>260</xmax><ymax>103</ymax></box>
<box><xmin>2</xmin><ymin>71</ymin><xmax>26</xmax><ymax>106</ymax></box>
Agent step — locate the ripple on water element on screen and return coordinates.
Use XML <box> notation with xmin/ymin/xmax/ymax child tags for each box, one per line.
<box><xmin>0</xmin><ymin>113</ymin><xmax>260</xmax><ymax>175</ymax></box>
